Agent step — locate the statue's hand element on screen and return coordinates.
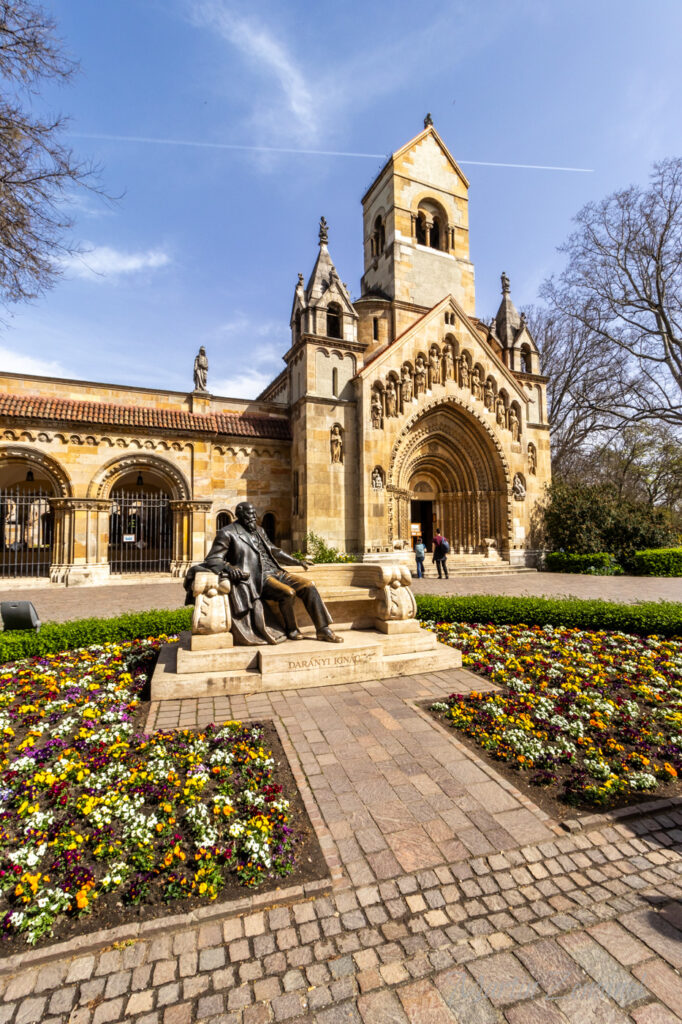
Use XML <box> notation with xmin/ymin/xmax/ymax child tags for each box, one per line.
<box><xmin>221</xmin><ymin>566</ymin><xmax>249</xmax><ymax>584</ymax></box>
<box><xmin>299</xmin><ymin>559</ymin><xmax>310</xmax><ymax>572</ymax></box>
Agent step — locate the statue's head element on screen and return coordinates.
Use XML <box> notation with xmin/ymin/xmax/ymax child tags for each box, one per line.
<box><xmin>199</xmin><ymin>346</ymin><xmax>206</xmax><ymax>354</ymax></box>
<box><xmin>235</xmin><ymin>501</ymin><xmax>258</xmax><ymax>532</ymax></box>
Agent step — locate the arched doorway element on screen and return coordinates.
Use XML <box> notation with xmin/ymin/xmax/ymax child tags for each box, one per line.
<box><xmin>0</xmin><ymin>449</ymin><xmax>68</xmax><ymax>577</ymax></box>
<box><xmin>108</xmin><ymin>468</ymin><xmax>173</xmax><ymax>574</ymax></box>
<box><xmin>390</xmin><ymin>402</ymin><xmax>510</xmax><ymax>556</ymax></box>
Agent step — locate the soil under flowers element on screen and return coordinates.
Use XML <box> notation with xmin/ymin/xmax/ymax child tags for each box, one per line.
<box><xmin>427</xmin><ymin>622</ymin><xmax>682</xmax><ymax>812</ymax></box>
<box><xmin>0</xmin><ymin>638</ymin><xmax>319</xmax><ymax>949</ymax></box>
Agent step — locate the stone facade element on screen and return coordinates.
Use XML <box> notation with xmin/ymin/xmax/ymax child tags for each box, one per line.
<box><xmin>0</xmin><ymin>122</ymin><xmax>550</xmax><ymax>584</ymax></box>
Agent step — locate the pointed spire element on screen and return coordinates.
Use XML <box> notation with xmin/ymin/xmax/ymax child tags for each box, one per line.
<box><xmin>424</xmin><ymin>112</ymin><xmax>433</xmax><ymax>128</ymax></box>
<box><xmin>319</xmin><ymin>216</ymin><xmax>328</xmax><ymax>246</ymax></box>
<box><xmin>495</xmin><ymin>270</ymin><xmax>521</xmax><ymax>348</ymax></box>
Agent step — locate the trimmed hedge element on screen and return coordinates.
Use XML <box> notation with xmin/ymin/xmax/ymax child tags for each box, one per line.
<box><xmin>2</xmin><ymin>594</ymin><xmax>681</xmax><ymax>665</ymax></box>
<box><xmin>629</xmin><ymin>547</ymin><xmax>682</xmax><ymax>577</ymax></box>
<box><xmin>544</xmin><ymin>552</ymin><xmax>615</xmax><ymax>574</ymax></box>
<box><xmin>415</xmin><ymin>594</ymin><xmax>682</xmax><ymax>638</ymax></box>
<box><xmin>0</xmin><ymin>607</ymin><xmax>192</xmax><ymax>665</ymax></box>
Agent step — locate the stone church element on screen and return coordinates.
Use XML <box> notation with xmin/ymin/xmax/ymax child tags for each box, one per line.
<box><xmin>0</xmin><ymin>120</ymin><xmax>550</xmax><ymax>585</ymax></box>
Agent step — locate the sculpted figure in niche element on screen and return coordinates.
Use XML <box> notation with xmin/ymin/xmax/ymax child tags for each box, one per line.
<box><xmin>371</xmin><ymin>391</ymin><xmax>383</xmax><ymax>428</ymax></box>
<box><xmin>442</xmin><ymin>344</ymin><xmax>454</xmax><ymax>381</ymax></box>
<box><xmin>186</xmin><ymin>501</ymin><xmax>342</xmax><ymax>646</ymax></box>
<box><xmin>484</xmin><ymin>380</ymin><xmax>495</xmax><ymax>412</ymax></box>
<box><xmin>512</xmin><ymin>473</ymin><xmax>526</xmax><ymax>500</ymax></box>
<box><xmin>385</xmin><ymin>379</ymin><xmax>398</xmax><ymax>417</ymax></box>
<box><xmin>193</xmin><ymin>346</ymin><xmax>208</xmax><ymax>392</ymax></box>
<box><xmin>429</xmin><ymin>348</ymin><xmax>441</xmax><ymax>387</ymax></box>
<box><xmin>496</xmin><ymin>395</ymin><xmax>506</xmax><ymax>426</ymax></box>
<box><xmin>372</xmin><ymin>467</ymin><xmax>384</xmax><ymax>490</ymax></box>
<box><xmin>414</xmin><ymin>356</ymin><xmax>427</xmax><ymax>397</ymax></box>
<box><xmin>330</xmin><ymin>424</ymin><xmax>343</xmax><ymax>463</ymax></box>
<box><xmin>528</xmin><ymin>444</ymin><xmax>537</xmax><ymax>475</ymax></box>
<box><xmin>471</xmin><ymin>367</ymin><xmax>483</xmax><ymax>400</ymax></box>
<box><xmin>460</xmin><ymin>357</ymin><xmax>469</xmax><ymax>389</ymax></box>
<box><xmin>508</xmin><ymin>406</ymin><xmax>520</xmax><ymax>441</ymax></box>
<box><xmin>401</xmin><ymin>365</ymin><xmax>413</xmax><ymax>404</ymax></box>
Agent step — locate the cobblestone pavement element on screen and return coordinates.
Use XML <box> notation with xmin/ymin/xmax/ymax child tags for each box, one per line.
<box><xmin>2</xmin><ymin>572</ymin><xmax>681</xmax><ymax>624</ymax></box>
<box><xmin>0</xmin><ymin>670</ymin><xmax>680</xmax><ymax>1023</ymax></box>
<box><xmin>0</xmin><ymin>808</ymin><xmax>680</xmax><ymax>1024</ymax></box>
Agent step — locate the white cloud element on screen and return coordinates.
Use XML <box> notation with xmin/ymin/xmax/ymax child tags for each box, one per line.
<box><xmin>0</xmin><ymin>345</ymin><xmax>71</xmax><ymax>379</ymax></box>
<box><xmin>211</xmin><ymin>367</ymin><xmax>279</xmax><ymax>399</ymax></box>
<box><xmin>60</xmin><ymin>245</ymin><xmax>171</xmax><ymax>282</ymax></box>
<box><xmin>190</xmin><ymin>1</ymin><xmax>318</xmax><ymax>144</ymax></box>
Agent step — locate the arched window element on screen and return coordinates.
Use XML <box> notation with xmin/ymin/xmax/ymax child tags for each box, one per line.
<box><xmin>262</xmin><ymin>512</ymin><xmax>276</xmax><ymax>541</ymax></box>
<box><xmin>372</xmin><ymin>215</ymin><xmax>385</xmax><ymax>256</ymax></box>
<box><xmin>327</xmin><ymin>303</ymin><xmax>342</xmax><ymax>339</ymax></box>
<box><xmin>373</xmin><ymin>317</ymin><xmax>379</xmax><ymax>341</ymax></box>
<box><xmin>430</xmin><ymin>217</ymin><xmax>441</xmax><ymax>251</ymax></box>
<box><xmin>216</xmin><ymin>510</ymin><xmax>232</xmax><ymax>531</ymax></box>
<box><xmin>332</xmin><ymin>367</ymin><xmax>339</xmax><ymax>397</ymax></box>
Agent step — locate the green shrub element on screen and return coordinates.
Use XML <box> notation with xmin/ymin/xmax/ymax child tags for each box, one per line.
<box><xmin>541</xmin><ymin>483</ymin><xmax>676</xmax><ymax>562</ymax></box>
<box><xmin>629</xmin><ymin>547</ymin><xmax>682</xmax><ymax>577</ymax></box>
<box><xmin>415</xmin><ymin>594</ymin><xmax>682</xmax><ymax>638</ymax></box>
<box><xmin>544</xmin><ymin>552</ymin><xmax>622</xmax><ymax>575</ymax></box>
<box><xmin>291</xmin><ymin>531</ymin><xmax>356</xmax><ymax>564</ymax></box>
<box><xmin>0</xmin><ymin>607</ymin><xmax>192</xmax><ymax>664</ymax></box>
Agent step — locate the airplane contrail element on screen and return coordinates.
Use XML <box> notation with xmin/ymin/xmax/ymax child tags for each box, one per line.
<box><xmin>70</xmin><ymin>132</ymin><xmax>594</xmax><ymax>173</ymax></box>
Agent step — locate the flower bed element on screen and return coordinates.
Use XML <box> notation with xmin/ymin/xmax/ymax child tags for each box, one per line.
<box><xmin>428</xmin><ymin>622</ymin><xmax>682</xmax><ymax>810</ymax></box>
<box><xmin>0</xmin><ymin>639</ymin><xmax>303</xmax><ymax>947</ymax></box>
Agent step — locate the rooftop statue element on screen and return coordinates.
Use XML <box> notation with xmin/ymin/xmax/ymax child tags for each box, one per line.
<box><xmin>193</xmin><ymin>346</ymin><xmax>208</xmax><ymax>392</ymax></box>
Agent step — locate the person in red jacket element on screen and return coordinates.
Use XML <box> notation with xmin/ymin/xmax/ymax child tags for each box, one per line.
<box><xmin>432</xmin><ymin>529</ymin><xmax>449</xmax><ymax>579</ymax></box>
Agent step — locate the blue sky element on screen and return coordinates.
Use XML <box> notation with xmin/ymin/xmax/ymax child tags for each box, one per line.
<box><xmin>2</xmin><ymin>0</ymin><xmax>682</xmax><ymax>398</ymax></box>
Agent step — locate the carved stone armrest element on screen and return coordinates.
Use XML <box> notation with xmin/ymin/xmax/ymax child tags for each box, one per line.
<box><xmin>191</xmin><ymin>571</ymin><xmax>232</xmax><ymax>635</ymax></box>
<box><xmin>370</xmin><ymin>564</ymin><xmax>417</xmax><ymax>621</ymax></box>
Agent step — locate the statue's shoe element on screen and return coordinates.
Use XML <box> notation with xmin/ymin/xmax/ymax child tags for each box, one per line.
<box><xmin>316</xmin><ymin>628</ymin><xmax>343</xmax><ymax>643</ymax></box>
<box><xmin>287</xmin><ymin>630</ymin><xmax>306</xmax><ymax>641</ymax></box>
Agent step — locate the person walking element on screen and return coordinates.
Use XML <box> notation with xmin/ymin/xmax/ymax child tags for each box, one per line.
<box><xmin>433</xmin><ymin>528</ymin><xmax>450</xmax><ymax>579</ymax></box>
<box><xmin>414</xmin><ymin>536</ymin><xmax>426</xmax><ymax>578</ymax></box>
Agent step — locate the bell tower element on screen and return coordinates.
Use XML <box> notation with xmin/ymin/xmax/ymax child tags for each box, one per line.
<box><xmin>360</xmin><ymin>117</ymin><xmax>476</xmax><ymax>325</ymax></box>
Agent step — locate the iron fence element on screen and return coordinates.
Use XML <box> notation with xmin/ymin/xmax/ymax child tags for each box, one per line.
<box><xmin>108</xmin><ymin>491</ymin><xmax>172</xmax><ymax>574</ymax></box>
<box><xmin>0</xmin><ymin>488</ymin><xmax>53</xmax><ymax>577</ymax></box>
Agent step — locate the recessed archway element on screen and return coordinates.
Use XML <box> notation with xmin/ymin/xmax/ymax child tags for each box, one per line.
<box><xmin>389</xmin><ymin>400</ymin><xmax>511</xmax><ymax>555</ymax></box>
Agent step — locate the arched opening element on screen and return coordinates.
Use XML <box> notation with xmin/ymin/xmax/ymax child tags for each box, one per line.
<box><xmin>391</xmin><ymin>403</ymin><xmax>510</xmax><ymax>558</ymax></box>
<box><xmin>262</xmin><ymin>512</ymin><xmax>276</xmax><ymax>542</ymax></box>
<box><xmin>520</xmin><ymin>344</ymin><xmax>532</xmax><ymax>373</ymax></box>
<box><xmin>108</xmin><ymin>468</ymin><xmax>173</xmax><ymax>574</ymax></box>
<box><xmin>430</xmin><ymin>217</ymin><xmax>441</xmax><ymax>251</ymax></box>
<box><xmin>0</xmin><ymin>456</ymin><xmax>57</xmax><ymax>578</ymax></box>
<box><xmin>372</xmin><ymin>215</ymin><xmax>385</xmax><ymax>256</ymax></box>
<box><xmin>415</xmin><ymin>212</ymin><xmax>427</xmax><ymax>246</ymax></box>
<box><xmin>326</xmin><ymin>303</ymin><xmax>342</xmax><ymax>340</ymax></box>
<box><xmin>216</xmin><ymin>510</ymin><xmax>232</xmax><ymax>532</ymax></box>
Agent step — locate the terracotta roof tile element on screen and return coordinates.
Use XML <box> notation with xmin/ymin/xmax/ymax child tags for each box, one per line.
<box><xmin>0</xmin><ymin>393</ymin><xmax>291</xmax><ymax>441</ymax></box>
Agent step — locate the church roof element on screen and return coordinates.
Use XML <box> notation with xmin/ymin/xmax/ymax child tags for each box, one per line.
<box><xmin>0</xmin><ymin>394</ymin><xmax>291</xmax><ymax>441</ymax></box>
<box><xmin>362</xmin><ymin>122</ymin><xmax>470</xmax><ymax>205</ymax></box>
<box><xmin>303</xmin><ymin>217</ymin><xmax>355</xmax><ymax>313</ymax></box>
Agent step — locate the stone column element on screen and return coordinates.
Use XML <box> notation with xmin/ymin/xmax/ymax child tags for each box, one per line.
<box><xmin>49</xmin><ymin>498</ymin><xmax>112</xmax><ymax>586</ymax></box>
<box><xmin>170</xmin><ymin>500</ymin><xmax>213</xmax><ymax>577</ymax></box>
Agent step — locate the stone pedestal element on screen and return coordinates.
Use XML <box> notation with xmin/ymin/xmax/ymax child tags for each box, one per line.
<box><xmin>150</xmin><ymin>561</ymin><xmax>461</xmax><ymax>700</ymax></box>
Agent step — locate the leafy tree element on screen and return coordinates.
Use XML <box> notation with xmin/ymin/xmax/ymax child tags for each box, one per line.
<box><xmin>0</xmin><ymin>0</ymin><xmax>102</xmax><ymax>309</ymax></box>
<box><xmin>540</xmin><ymin>482</ymin><xmax>676</xmax><ymax>564</ymax></box>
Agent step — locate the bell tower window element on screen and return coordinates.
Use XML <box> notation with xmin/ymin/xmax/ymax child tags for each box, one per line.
<box><xmin>327</xmin><ymin>303</ymin><xmax>342</xmax><ymax>339</ymax></box>
<box><xmin>430</xmin><ymin>217</ymin><xmax>441</xmax><ymax>251</ymax></box>
<box><xmin>415</xmin><ymin>213</ymin><xmax>427</xmax><ymax>246</ymax></box>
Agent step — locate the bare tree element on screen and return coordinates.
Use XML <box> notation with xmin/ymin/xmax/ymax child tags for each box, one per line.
<box><xmin>0</xmin><ymin>0</ymin><xmax>102</xmax><ymax>309</ymax></box>
<box><xmin>524</xmin><ymin>305</ymin><xmax>628</xmax><ymax>478</ymax></box>
<box><xmin>541</xmin><ymin>158</ymin><xmax>682</xmax><ymax>427</ymax></box>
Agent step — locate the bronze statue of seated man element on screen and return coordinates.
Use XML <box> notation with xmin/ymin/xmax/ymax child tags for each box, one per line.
<box><xmin>187</xmin><ymin>501</ymin><xmax>343</xmax><ymax>646</ymax></box>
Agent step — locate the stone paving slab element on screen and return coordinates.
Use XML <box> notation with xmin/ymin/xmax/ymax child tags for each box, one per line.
<box><xmin>0</xmin><ymin>808</ymin><xmax>679</xmax><ymax>1022</ymax></box>
<box><xmin>147</xmin><ymin>670</ymin><xmax>555</xmax><ymax>883</ymax></box>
